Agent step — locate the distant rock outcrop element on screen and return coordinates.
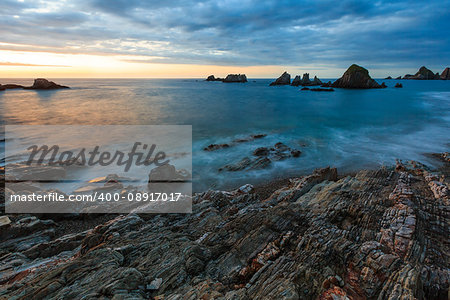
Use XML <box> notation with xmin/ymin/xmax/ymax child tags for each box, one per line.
<box><xmin>385</xmin><ymin>76</ymin><xmax>392</xmax><ymax>79</ymax></box>
<box><xmin>311</xmin><ymin>76</ymin><xmax>322</xmax><ymax>86</ymax></box>
<box><xmin>441</xmin><ymin>67</ymin><xmax>450</xmax><ymax>80</ymax></box>
<box><xmin>321</xmin><ymin>81</ymin><xmax>332</xmax><ymax>87</ymax></box>
<box><xmin>205</xmin><ymin>74</ymin><xmax>247</xmax><ymax>82</ymax></box>
<box><xmin>300</xmin><ymin>73</ymin><xmax>311</xmax><ymax>86</ymax></box>
<box><xmin>331</xmin><ymin>64</ymin><xmax>383</xmax><ymax>89</ymax></box>
<box><xmin>395</xmin><ymin>83</ymin><xmax>403</xmax><ymax>88</ymax></box>
<box><xmin>395</xmin><ymin>76</ymin><xmax>402</xmax><ymax>80</ymax></box>
<box><xmin>24</xmin><ymin>78</ymin><xmax>69</xmax><ymax>90</ymax></box>
<box><xmin>206</xmin><ymin>75</ymin><xmax>222</xmax><ymax>81</ymax></box>
<box><xmin>270</xmin><ymin>71</ymin><xmax>290</xmax><ymax>86</ymax></box>
<box><xmin>1</xmin><ymin>79</ymin><xmax>69</xmax><ymax>91</ymax></box>
<box><xmin>223</xmin><ymin>74</ymin><xmax>247</xmax><ymax>83</ymax></box>
<box><xmin>403</xmin><ymin>66</ymin><xmax>440</xmax><ymax>80</ymax></box>
<box><xmin>291</xmin><ymin>75</ymin><xmax>302</xmax><ymax>86</ymax></box>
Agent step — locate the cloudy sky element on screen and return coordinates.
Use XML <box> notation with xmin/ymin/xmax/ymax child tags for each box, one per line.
<box><xmin>1</xmin><ymin>0</ymin><xmax>449</xmax><ymax>77</ymax></box>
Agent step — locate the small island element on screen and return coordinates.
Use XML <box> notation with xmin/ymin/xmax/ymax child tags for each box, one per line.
<box><xmin>205</xmin><ymin>74</ymin><xmax>247</xmax><ymax>83</ymax></box>
<box><xmin>0</xmin><ymin>78</ymin><xmax>69</xmax><ymax>91</ymax></box>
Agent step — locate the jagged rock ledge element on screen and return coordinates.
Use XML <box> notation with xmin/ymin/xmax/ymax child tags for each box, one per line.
<box><xmin>0</xmin><ymin>78</ymin><xmax>69</xmax><ymax>91</ymax></box>
<box><xmin>0</xmin><ymin>156</ymin><xmax>448</xmax><ymax>299</ymax></box>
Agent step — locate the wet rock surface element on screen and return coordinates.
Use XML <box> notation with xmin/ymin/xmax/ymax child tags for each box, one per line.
<box><xmin>219</xmin><ymin>142</ymin><xmax>301</xmax><ymax>172</ymax></box>
<box><xmin>203</xmin><ymin>134</ymin><xmax>267</xmax><ymax>151</ymax></box>
<box><xmin>0</xmin><ymin>157</ymin><xmax>449</xmax><ymax>299</ymax></box>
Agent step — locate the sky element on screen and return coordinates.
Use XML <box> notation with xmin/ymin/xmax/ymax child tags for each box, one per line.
<box><xmin>0</xmin><ymin>0</ymin><xmax>449</xmax><ymax>78</ymax></box>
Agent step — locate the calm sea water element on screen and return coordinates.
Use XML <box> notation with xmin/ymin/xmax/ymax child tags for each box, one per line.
<box><xmin>1</xmin><ymin>78</ymin><xmax>449</xmax><ymax>191</ymax></box>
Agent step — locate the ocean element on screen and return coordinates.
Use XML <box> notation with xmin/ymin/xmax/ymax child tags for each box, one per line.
<box><xmin>1</xmin><ymin>78</ymin><xmax>449</xmax><ymax>191</ymax></box>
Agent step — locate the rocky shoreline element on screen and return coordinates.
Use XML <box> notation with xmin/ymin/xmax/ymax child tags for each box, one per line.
<box><xmin>0</xmin><ymin>154</ymin><xmax>448</xmax><ymax>299</ymax></box>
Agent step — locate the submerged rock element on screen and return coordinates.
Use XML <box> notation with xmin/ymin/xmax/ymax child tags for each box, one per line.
<box><xmin>270</xmin><ymin>71</ymin><xmax>290</xmax><ymax>86</ymax></box>
<box><xmin>219</xmin><ymin>142</ymin><xmax>301</xmax><ymax>172</ymax></box>
<box><xmin>23</xmin><ymin>78</ymin><xmax>69</xmax><ymax>90</ymax></box>
<box><xmin>204</xmin><ymin>143</ymin><xmax>230</xmax><ymax>151</ymax></box>
<box><xmin>332</xmin><ymin>64</ymin><xmax>383</xmax><ymax>89</ymax></box>
<box><xmin>310</xmin><ymin>88</ymin><xmax>334</xmax><ymax>92</ymax></box>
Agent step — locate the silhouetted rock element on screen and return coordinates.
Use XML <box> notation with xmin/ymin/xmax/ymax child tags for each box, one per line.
<box><xmin>206</xmin><ymin>75</ymin><xmax>220</xmax><ymax>81</ymax></box>
<box><xmin>223</xmin><ymin>74</ymin><xmax>247</xmax><ymax>83</ymax></box>
<box><xmin>0</xmin><ymin>85</ymin><xmax>5</xmax><ymax>91</ymax></box>
<box><xmin>331</xmin><ymin>64</ymin><xmax>382</xmax><ymax>89</ymax></box>
<box><xmin>291</xmin><ymin>75</ymin><xmax>302</xmax><ymax>86</ymax></box>
<box><xmin>270</xmin><ymin>71</ymin><xmax>290</xmax><ymax>86</ymax></box>
<box><xmin>24</xmin><ymin>78</ymin><xmax>69</xmax><ymax>90</ymax></box>
<box><xmin>311</xmin><ymin>76</ymin><xmax>322</xmax><ymax>86</ymax></box>
<box><xmin>380</xmin><ymin>82</ymin><xmax>387</xmax><ymax>88</ymax></box>
<box><xmin>301</xmin><ymin>73</ymin><xmax>311</xmax><ymax>86</ymax></box>
<box><xmin>403</xmin><ymin>66</ymin><xmax>439</xmax><ymax>80</ymax></box>
<box><xmin>395</xmin><ymin>76</ymin><xmax>402</xmax><ymax>80</ymax></box>
<box><xmin>310</xmin><ymin>88</ymin><xmax>334</xmax><ymax>92</ymax></box>
<box><xmin>385</xmin><ymin>76</ymin><xmax>392</xmax><ymax>79</ymax></box>
<box><xmin>440</xmin><ymin>67</ymin><xmax>450</xmax><ymax>80</ymax></box>
<box><xmin>321</xmin><ymin>81</ymin><xmax>332</xmax><ymax>87</ymax></box>
<box><xmin>395</xmin><ymin>83</ymin><xmax>403</xmax><ymax>88</ymax></box>
<box><xmin>2</xmin><ymin>84</ymin><xmax>24</xmax><ymax>89</ymax></box>
<box><xmin>300</xmin><ymin>87</ymin><xmax>310</xmax><ymax>90</ymax></box>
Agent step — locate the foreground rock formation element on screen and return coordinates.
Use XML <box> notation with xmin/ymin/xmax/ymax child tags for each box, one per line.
<box><xmin>332</xmin><ymin>64</ymin><xmax>384</xmax><ymax>89</ymax></box>
<box><xmin>0</xmin><ymin>79</ymin><xmax>69</xmax><ymax>91</ymax></box>
<box><xmin>270</xmin><ymin>71</ymin><xmax>290</xmax><ymax>86</ymax></box>
<box><xmin>0</xmin><ymin>157</ymin><xmax>449</xmax><ymax>299</ymax></box>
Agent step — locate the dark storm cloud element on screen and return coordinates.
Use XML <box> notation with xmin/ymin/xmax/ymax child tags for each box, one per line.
<box><xmin>1</xmin><ymin>0</ymin><xmax>449</xmax><ymax>70</ymax></box>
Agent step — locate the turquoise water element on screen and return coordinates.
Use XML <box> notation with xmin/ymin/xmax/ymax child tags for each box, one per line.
<box><xmin>1</xmin><ymin>78</ymin><xmax>449</xmax><ymax>191</ymax></box>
